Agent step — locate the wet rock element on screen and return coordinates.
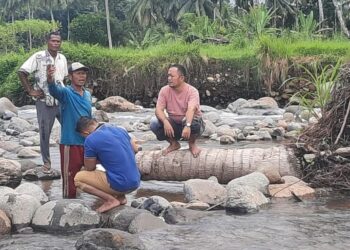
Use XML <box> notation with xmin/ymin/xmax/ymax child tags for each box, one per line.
<box><xmin>130</xmin><ymin>197</ymin><xmax>148</xmax><ymax>208</ymax></box>
<box><xmin>32</xmin><ymin>199</ymin><xmax>100</xmax><ymax>233</ymax></box>
<box><xmin>128</xmin><ymin>213</ymin><xmax>167</xmax><ymax>234</ymax></box>
<box><xmin>271</xmin><ymin>127</ymin><xmax>285</xmax><ymax>138</ymax></box>
<box><xmin>163</xmin><ymin>207</ymin><xmax>207</xmax><ymax>225</ymax></box>
<box><xmin>0</xmin><ymin>193</ymin><xmax>40</xmax><ymax>231</ymax></box>
<box><xmin>185</xmin><ymin>201</ymin><xmax>210</xmax><ymax>210</ymax></box>
<box><xmin>95</xmin><ymin>96</ymin><xmax>140</xmax><ymax>113</ymax></box>
<box><xmin>202</xmin><ymin>111</ymin><xmax>221</xmax><ymax>124</ymax></box>
<box><xmin>269</xmin><ymin>176</ymin><xmax>315</xmax><ymax>198</ymax></box>
<box><xmin>257</xmin><ymin>165</ymin><xmax>282</xmax><ymax>184</ymax></box>
<box><xmin>169</xmin><ymin>201</ymin><xmax>187</xmax><ymax>208</ymax></box>
<box><xmin>0</xmin><ymin>158</ymin><xmax>22</xmax><ymax>188</ymax></box>
<box><xmin>22</xmin><ymin>167</ymin><xmax>61</xmax><ymax>181</ymax></box>
<box><xmin>0</xmin><ymin>209</ymin><xmax>11</xmax><ymax>235</ymax></box>
<box><xmin>101</xmin><ymin>206</ymin><xmax>151</xmax><ymax>231</ymax></box>
<box><xmin>15</xmin><ymin>183</ymin><xmax>48</xmax><ymax>204</ymax></box>
<box><xmin>225</xmin><ymin>185</ymin><xmax>269</xmax><ymax>214</ymax></box>
<box><xmin>75</xmin><ymin>228</ymin><xmax>146</xmax><ymax>250</ymax></box>
<box><xmin>142</xmin><ymin>196</ymin><xmax>171</xmax><ymax>216</ymax></box>
<box><xmin>184</xmin><ymin>179</ymin><xmax>226</xmax><ymax>205</ymax></box>
<box><xmin>17</xmin><ymin>226</ymin><xmax>34</xmax><ymax>234</ymax></box>
<box><xmin>0</xmin><ymin>97</ymin><xmax>18</xmax><ymax>118</ymax></box>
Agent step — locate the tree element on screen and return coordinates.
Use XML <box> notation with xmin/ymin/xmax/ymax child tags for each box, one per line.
<box><xmin>104</xmin><ymin>0</ymin><xmax>112</xmax><ymax>48</ymax></box>
<box><xmin>332</xmin><ymin>0</ymin><xmax>350</xmax><ymax>37</ymax></box>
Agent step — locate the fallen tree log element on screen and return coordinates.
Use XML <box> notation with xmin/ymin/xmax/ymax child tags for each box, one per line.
<box><xmin>136</xmin><ymin>146</ymin><xmax>299</xmax><ymax>184</ymax></box>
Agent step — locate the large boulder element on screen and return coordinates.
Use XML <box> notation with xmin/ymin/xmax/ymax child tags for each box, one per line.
<box><xmin>183</xmin><ymin>179</ymin><xmax>226</xmax><ymax>205</ymax></box>
<box><xmin>0</xmin><ymin>141</ymin><xmax>23</xmax><ymax>153</ymax></box>
<box><xmin>268</xmin><ymin>176</ymin><xmax>315</xmax><ymax>198</ymax></box>
<box><xmin>8</xmin><ymin>117</ymin><xmax>36</xmax><ymax>133</ymax></box>
<box><xmin>0</xmin><ymin>158</ymin><xmax>22</xmax><ymax>188</ymax></box>
<box><xmin>128</xmin><ymin>212</ymin><xmax>168</xmax><ymax>234</ymax></box>
<box><xmin>141</xmin><ymin>196</ymin><xmax>172</xmax><ymax>216</ymax></box>
<box><xmin>0</xmin><ymin>193</ymin><xmax>41</xmax><ymax>230</ymax></box>
<box><xmin>15</xmin><ymin>183</ymin><xmax>48</xmax><ymax>204</ymax></box>
<box><xmin>227</xmin><ymin>172</ymin><xmax>270</xmax><ymax>195</ymax></box>
<box><xmin>0</xmin><ymin>97</ymin><xmax>18</xmax><ymax>118</ymax></box>
<box><xmin>32</xmin><ymin>199</ymin><xmax>100</xmax><ymax>233</ymax></box>
<box><xmin>22</xmin><ymin>167</ymin><xmax>61</xmax><ymax>181</ymax></box>
<box><xmin>162</xmin><ymin>207</ymin><xmax>208</xmax><ymax>225</ymax></box>
<box><xmin>75</xmin><ymin>228</ymin><xmax>146</xmax><ymax>250</ymax></box>
<box><xmin>95</xmin><ymin>96</ymin><xmax>141</xmax><ymax>112</ymax></box>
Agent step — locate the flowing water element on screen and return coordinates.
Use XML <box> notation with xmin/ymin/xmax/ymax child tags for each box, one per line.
<box><xmin>1</xmin><ymin>107</ymin><xmax>350</xmax><ymax>249</ymax></box>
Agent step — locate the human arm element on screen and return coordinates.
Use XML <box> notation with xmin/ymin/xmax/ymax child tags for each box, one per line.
<box><xmin>130</xmin><ymin>137</ymin><xmax>140</xmax><ymax>154</ymax></box>
<box><xmin>181</xmin><ymin>88</ymin><xmax>200</xmax><ymax>140</ymax></box>
<box><xmin>18</xmin><ymin>71</ymin><xmax>44</xmax><ymax>98</ymax></box>
<box><xmin>84</xmin><ymin>157</ymin><xmax>97</xmax><ymax>171</ymax></box>
<box><xmin>155</xmin><ymin>88</ymin><xmax>174</xmax><ymax>138</ymax></box>
<box><xmin>47</xmin><ymin>66</ymin><xmax>66</xmax><ymax>101</ymax></box>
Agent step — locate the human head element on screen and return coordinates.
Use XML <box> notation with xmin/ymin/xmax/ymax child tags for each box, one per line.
<box><xmin>68</xmin><ymin>62</ymin><xmax>89</xmax><ymax>87</ymax></box>
<box><xmin>167</xmin><ymin>64</ymin><xmax>187</xmax><ymax>89</ymax></box>
<box><xmin>76</xmin><ymin>116</ymin><xmax>98</xmax><ymax>137</ymax></box>
<box><xmin>47</xmin><ymin>31</ymin><xmax>62</xmax><ymax>53</ymax></box>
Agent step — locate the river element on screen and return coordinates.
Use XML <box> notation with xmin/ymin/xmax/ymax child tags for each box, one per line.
<box><xmin>0</xmin><ymin>107</ymin><xmax>350</xmax><ymax>249</ymax></box>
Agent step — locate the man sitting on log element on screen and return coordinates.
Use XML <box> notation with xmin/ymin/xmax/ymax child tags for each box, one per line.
<box><xmin>150</xmin><ymin>64</ymin><xmax>205</xmax><ymax>158</ymax></box>
<box><xmin>74</xmin><ymin>116</ymin><xmax>141</xmax><ymax>213</ymax></box>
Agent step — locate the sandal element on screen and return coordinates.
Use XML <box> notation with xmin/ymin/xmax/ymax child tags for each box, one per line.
<box><xmin>42</xmin><ymin>164</ymin><xmax>53</xmax><ymax>174</ymax></box>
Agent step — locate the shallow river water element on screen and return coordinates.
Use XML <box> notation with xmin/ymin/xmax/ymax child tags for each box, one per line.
<box><xmin>1</xmin><ymin>107</ymin><xmax>350</xmax><ymax>249</ymax></box>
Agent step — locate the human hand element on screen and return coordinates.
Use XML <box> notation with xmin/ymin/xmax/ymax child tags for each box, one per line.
<box><xmin>163</xmin><ymin>120</ymin><xmax>175</xmax><ymax>138</ymax></box>
<box><xmin>46</xmin><ymin>65</ymin><xmax>56</xmax><ymax>83</ymax></box>
<box><xmin>27</xmin><ymin>89</ymin><xmax>44</xmax><ymax>98</ymax></box>
<box><xmin>181</xmin><ymin>126</ymin><xmax>191</xmax><ymax>140</ymax></box>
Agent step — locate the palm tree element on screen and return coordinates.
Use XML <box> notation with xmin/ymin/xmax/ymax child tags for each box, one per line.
<box><xmin>104</xmin><ymin>0</ymin><xmax>112</xmax><ymax>48</ymax></box>
<box><xmin>332</xmin><ymin>0</ymin><xmax>350</xmax><ymax>37</ymax></box>
<box><xmin>0</xmin><ymin>0</ymin><xmax>22</xmax><ymax>22</ymax></box>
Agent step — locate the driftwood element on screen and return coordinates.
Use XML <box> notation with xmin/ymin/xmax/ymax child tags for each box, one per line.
<box><xmin>136</xmin><ymin>146</ymin><xmax>299</xmax><ymax>184</ymax></box>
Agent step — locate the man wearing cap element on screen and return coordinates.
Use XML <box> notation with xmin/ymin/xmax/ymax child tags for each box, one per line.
<box><xmin>18</xmin><ymin>31</ymin><xmax>68</xmax><ymax>173</ymax></box>
<box><xmin>47</xmin><ymin>62</ymin><xmax>92</xmax><ymax>198</ymax></box>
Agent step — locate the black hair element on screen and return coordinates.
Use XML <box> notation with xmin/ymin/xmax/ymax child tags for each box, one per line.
<box><xmin>169</xmin><ymin>64</ymin><xmax>187</xmax><ymax>78</ymax></box>
<box><xmin>76</xmin><ymin>116</ymin><xmax>97</xmax><ymax>133</ymax></box>
<box><xmin>47</xmin><ymin>31</ymin><xmax>61</xmax><ymax>41</ymax></box>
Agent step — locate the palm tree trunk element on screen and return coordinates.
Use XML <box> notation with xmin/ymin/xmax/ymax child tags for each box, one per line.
<box><xmin>105</xmin><ymin>0</ymin><xmax>113</xmax><ymax>49</ymax></box>
<box><xmin>332</xmin><ymin>0</ymin><xmax>350</xmax><ymax>38</ymax></box>
<box><xmin>67</xmin><ymin>8</ymin><xmax>70</xmax><ymax>40</ymax></box>
<box><xmin>50</xmin><ymin>9</ymin><xmax>55</xmax><ymax>22</ymax></box>
<box><xmin>136</xmin><ymin>146</ymin><xmax>299</xmax><ymax>183</ymax></box>
<box><xmin>28</xmin><ymin>2</ymin><xmax>32</xmax><ymax>50</ymax></box>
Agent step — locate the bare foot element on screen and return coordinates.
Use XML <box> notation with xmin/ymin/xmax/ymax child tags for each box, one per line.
<box><xmin>96</xmin><ymin>199</ymin><xmax>120</xmax><ymax>213</ymax></box>
<box><xmin>189</xmin><ymin>145</ymin><xmax>201</xmax><ymax>158</ymax></box>
<box><xmin>162</xmin><ymin>142</ymin><xmax>181</xmax><ymax>156</ymax></box>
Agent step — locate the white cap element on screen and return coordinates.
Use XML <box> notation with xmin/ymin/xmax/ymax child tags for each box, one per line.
<box><xmin>68</xmin><ymin>62</ymin><xmax>89</xmax><ymax>73</ymax></box>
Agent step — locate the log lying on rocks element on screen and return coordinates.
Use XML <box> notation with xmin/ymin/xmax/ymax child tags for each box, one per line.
<box><xmin>136</xmin><ymin>146</ymin><xmax>299</xmax><ymax>184</ymax></box>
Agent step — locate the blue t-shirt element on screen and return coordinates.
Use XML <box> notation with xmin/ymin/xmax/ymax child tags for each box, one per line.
<box><xmin>84</xmin><ymin>124</ymin><xmax>141</xmax><ymax>192</ymax></box>
<box><xmin>49</xmin><ymin>84</ymin><xmax>92</xmax><ymax>145</ymax></box>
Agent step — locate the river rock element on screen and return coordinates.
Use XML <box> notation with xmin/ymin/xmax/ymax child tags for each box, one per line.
<box><xmin>183</xmin><ymin>179</ymin><xmax>226</xmax><ymax>205</ymax></box>
<box><xmin>202</xmin><ymin>119</ymin><xmax>217</xmax><ymax>137</ymax></box>
<box><xmin>227</xmin><ymin>98</ymin><xmax>249</xmax><ymax>113</ymax></box>
<box><xmin>5</xmin><ymin>128</ymin><xmax>20</xmax><ymax>136</ymax></box>
<box><xmin>0</xmin><ymin>141</ymin><xmax>23</xmax><ymax>153</ymax></box>
<box><xmin>287</xmin><ymin>122</ymin><xmax>303</xmax><ymax>132</ymax></box>
<box><xmin>227</xmin><ymin>172</ymin><xmax>269</xmax><ymax>195</ymax></box>
<box><xmin>22</xmin><ymin>166</ymin><xmax>61</xmax><ymax>181</ymax></box>
<box><xmin>216</xmin><ymin>125</ymin><xmax>236</xmax><ymax>138</ymax></box>
<box><xmin>8</xmin><ymin>117</ymin><xmax>36</xmax><ymax>133</ymax></box>
<box><xmin>18</xmin><ymin>159</ymin><xmax>38</xmax><ymax>172</ymax></box>
<box><xmin>268</xmin><ymin>176</ymin><xmax>315</xmax><ymax>198</ymax></box>
<box><xmin>95</xmin><ymin>96</ymin><xmax>140</xmax><ymax>112</ymax></box>
<box><xmin>0</xmin><ymin>148</ymin><xmax>5</xmax><ymax>157</ymax></box>
<box><xmin>0</xmin><ymin>193</ymin><xmax>41</xmax><ymax>230</ymax></box>
<box><xmin>32</xmin><ymin>199</ymin><xmax>100</xmax><ymax>233</ymax></box>
<box><xmin>283</xmin><ymin>112</ymin><xmax>295</xmax><ymax>122</ymax></box>
<box><xmin>202</xmin><ymin>111</ymin><xmax>221</xmax><ymax>124</ymax></box>
<box><xmin>0</xmin><ymin>97</ymin><xmax>18</xmax><ymax>118</ymax></box>
<box><xmin>242</xmin><ymin>97</ymin><xmax>278</xmax><ymax>109</ymax></box>
<box><xmin>75</xmin><ymin>228</ymin><xmax>146</xmax><ymax>250</ymax></box>
<box><xmin>2</xmin><ymin>110</ymin><xmax>17</xmax><ymax>120</ymax></box>
<box><xmin>128</xmin><ymin>212</ymin><xmax>167</xmax><ymax>234</ymax></box>
<box><xmin>225</xmin><ymin>185</ymin><xmax>269</xmax><ymax>214</ymax></box>
<box><xmin>140</xmin><ymin>132</ymin><xmax>157</xmax><ymax>142</ymax></box>
<box><xmin>101</xmin><ymin>206</ymin><xmax>151</xmax><ymax>231</ymax></box>
<box><xmin>19</xmin><ymin>131</ymin><xmax>38</xmax><ymax>138</ymax></box>
<box><xmin>200</xmin><ymin>105</ymin><xmax>218</xmax><ymax>113</ymax></box>
<box><xmin>162</xmin><ymin>207</ymin><xmax>207</xmax><ymax>225</ymax></box>
<box><xmin>220</xmin><ymin>135</ymin><xmax>235</xmax><ymax>144</ymax></box>
<box><xmin>0</xmin><ymin>186</ymin><xmax>18</xmax><ymax>197</ymax></box>
<box><xmin>17</xmin><ymin>148</ymin><xmax>40</xmax><ymax>158</ymax></box>
<box><xmin>131</xmin><ymin>197</ymin><xmax>148</xmax><ymax>208</ymax></box>
<box><xmin>334</xmin><ymin>147</ymin><xmax>350</xmax><ymax>157</ymax></box>
<box><xmin>285</xmin><ymin>105</ymin><xmax>303</xmax><ymax>114</ymax></box>
<box><xmin>0</xmin><ymin>158</ymin><xmax>22</xmax><ymax>188</ymax></box>
<box><xmin>0</xmin><ymin>209</ymin><xmax>11</xmax><ymax>235</ymax></box>
<box><xmin>93</xmin><ymin>109</ymin><xmax>109</xmax><ymax>122</ymax></box>
<box><xmin>15</xmin><ymin>183</ymin><xmax>48</xmax><ymax>204</ymax></box>
<box><xmin>141</xmin><ymin>196</ymin><xmax>172</xmax><ymax>216</ymax></box>
<box><xmin>185</xmin><ymin>201</ymin><xmax>210</xmax><ymax>210</ymax></box>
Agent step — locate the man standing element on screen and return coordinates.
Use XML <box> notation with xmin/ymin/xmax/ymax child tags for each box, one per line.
<box><xmin>150</xmin><ymin>64</ymin><xmax>205</xmax><ymax>158</ymax></box>
<box><xmin>47</xmin><ymin>62</ymin><xmax>92</xmax><ymax>198</ymax></box>
<box><xmin>74</xmin><ymin>117</ymin><xmax>141</xmax><ymax>213</ymax></box>
<box><xmin>18</xmin><ymin>31</ymin><xmax>68</xmax><ymax>172</ymax></box>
